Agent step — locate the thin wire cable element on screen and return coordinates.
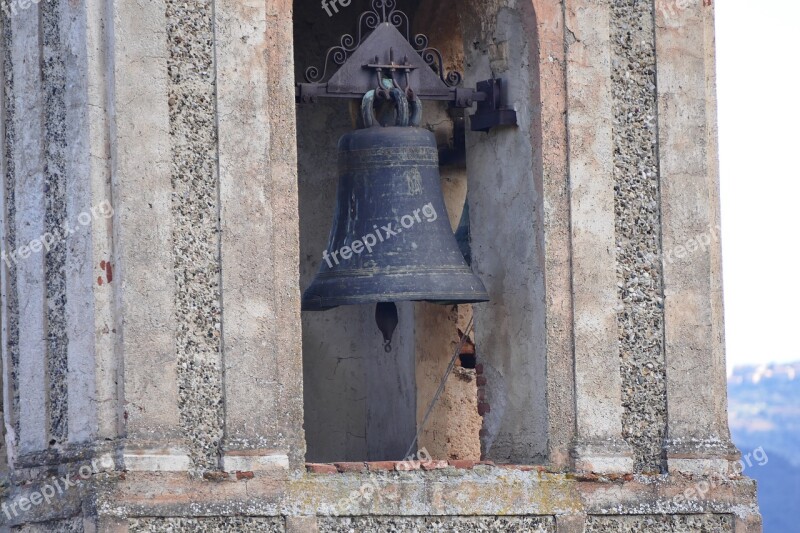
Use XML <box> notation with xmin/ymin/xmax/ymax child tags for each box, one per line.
<box><xmin>403</xmin><ymin>316</ymin><xmax>475</xmax><ymax>460</ymax></box>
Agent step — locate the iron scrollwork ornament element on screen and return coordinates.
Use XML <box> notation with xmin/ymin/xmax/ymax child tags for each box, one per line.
<box><xmin>304</xmin><ymin>0</ymin><xmax>463</xmax><ymax>89</ymax></box>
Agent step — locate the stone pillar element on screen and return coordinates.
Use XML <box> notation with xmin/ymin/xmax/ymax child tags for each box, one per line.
<box><xmin>461</xmin><ymin>0</ymin><xmax>549</xmax><ymax>464</ymax></box>
<box><xmin>564</xmin><ymin>0</ymin><xmax>633</xmax><ymax>474</ymax></box>
<box><xmin>111</xmin><ymin>0</ymin><xmax>189</xmax><ymax>472</ymax></box>
<box><xmin>655</xmin><ymin>0</ymin><xmax>739</xmax><ymax>475</ymax></box>
<box><xmin>63</xmin><ymin>0</ymin><xmax>118</xmax><ymax>447</ymax></box>
<box><xmin>0</xmin><ymin>7</ymin><xmax>14</xmax><ymax>468</ymax></box>
<box><xmin>217</xmin><ymin>0</ymin><xmax>304</xmax><ymax>471</ymax></box>
<box><xmin>533</xmin><ymin>0</ymin><xmax>576</xmax><ymax>473</ymax></box>
<box><xmin>10</xmin><ymin>2</ymin><xmax>48</xmax><ymax>457</ymax></box>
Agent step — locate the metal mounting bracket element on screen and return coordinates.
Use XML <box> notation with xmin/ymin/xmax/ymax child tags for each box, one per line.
<box><xmin>295</xmin><ymin>0</ymin><xmax>518</xmax><ymax>133</ymax></box>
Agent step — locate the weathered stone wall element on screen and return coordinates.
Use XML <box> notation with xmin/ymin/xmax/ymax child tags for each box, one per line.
<box><xmin>461</xmin><ymin>0</ymin><xmax>549</xmax><ymax>465</ymax></box>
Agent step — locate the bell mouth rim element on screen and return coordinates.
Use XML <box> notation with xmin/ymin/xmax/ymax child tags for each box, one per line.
<box><xmin>312</xmin><ymin>265</ymin><xmax>478</xmax><ymax>279</ymax></box>
<box><xmin>302</xmin><ymin>292</ymin><xmax>490</xmax><ymax>312</ymax></box>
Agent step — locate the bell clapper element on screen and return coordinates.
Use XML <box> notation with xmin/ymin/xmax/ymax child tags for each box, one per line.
<box><xmin>375</xmin><ymin>302</ymin><xmax>399</xmax><ymax>353</ymax></box>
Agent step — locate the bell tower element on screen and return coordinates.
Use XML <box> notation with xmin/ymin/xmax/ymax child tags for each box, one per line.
<box><xmin>0</xmin><ymin>0</ymin><xmax>761</xmax><ymax>530</ymax></box>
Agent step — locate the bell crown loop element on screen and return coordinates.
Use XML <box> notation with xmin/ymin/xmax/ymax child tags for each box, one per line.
<box><xmin>361</xmin><ymin>88</ymin><xmax>422</xmax><ymax>129</ymax></box>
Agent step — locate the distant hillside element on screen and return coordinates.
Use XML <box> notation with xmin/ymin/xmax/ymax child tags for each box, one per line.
<box><xmin>728</xmin><ymin>363</ymin><xmax>800</xmax><ymax>533</ymax></box>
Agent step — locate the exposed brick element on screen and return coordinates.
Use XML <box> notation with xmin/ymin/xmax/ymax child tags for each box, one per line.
<box><xmin>235</xmin><ymin>471</ymin><xmax>254</xmax><ymax>480</ymax></box>
<box><xmin>421</xmin><ymin>460</ymin><xmax>448</xmax><ymax>471</ymax></box>
<box><xmin>306</xmin><ymin>463</ymin><xmax>338</xmax><ymax>474</ymax></box>
<box><xmin>474</xmin><ymin>363</ymin><xmax>484</xmax><ymax>375</ymax></box>
<box><xmin>367</xmin><ymin>461</ymin><xmax>398</xmax><ymax>472</ymax></box>
<box><xmin>334</xmin><ymin>462</ymin><xmax>367</xmax><ymax>473</ymax></box>
<box><xmin>448</xmin><ymin>460</ymin><xmax>476</xmax><ymax>469</ymax></box>
<box><xmin>477</xmin><ymin>402</ymin><xmax>491</xmax><ymax>416</ymax></box>
<box><xmin>395</xmin><ymin>461</ymin><xmax>421</xmax><ymax>472</ymax></box>
<box><xmin>476</xmin><ymin>376</ymin><xmax>487</xmax><ymax>386</ymax></box>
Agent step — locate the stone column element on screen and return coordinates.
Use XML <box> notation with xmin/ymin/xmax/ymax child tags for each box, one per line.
<box><xmin>1</xmin><ymin>0</ymin><xmax>120</xmax><ymax>467</ymax></box>
<box><xmin>217</xmin><ymin>0</ymin><xmax>304</xmax><ymax>471</ymax></box>
<box><xmin>62</xmin><ymin>0</ymin><xmax>118</xmax><ymax>448</ymax></box>
<box><xmin>564</xmin><ymin>0</ymin><xmax>633</xmax><ymax>474</ymax></box>
<box><xmin>10</xmin><ymin>3</ymin><xmax>48</xmax><ymax>457</ymax></box>
<box><xmin>462</xmin><ymin>0</ymin><xmax>549</xmax><ymax>464</ymax></box>
<box><xmin>655</xmin><ymin>0</ymin><xmax>739</xmax><ymax>475</ymax></box>
<box><xmin>533</xmin><ymin>0</ymin><xmax>575</xmax><ymax>473</ymax></box>
<box><xmin>111</xmin><ymin>0</ymin><xmax>189</xmax><ymax>472</ymax></box>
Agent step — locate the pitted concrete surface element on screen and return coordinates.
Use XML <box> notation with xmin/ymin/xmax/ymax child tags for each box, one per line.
<box><xmin>586</xmin><ymin>514</ymin><xmax>733</xmax><ymax>532</ymax></box>
<box><xmin>11</xmin><ymin>517</ymin><xmax>84</xmax><ymax>532</ymax></box>
<box><xmin>2</xmin><ymin>8</ymin><xmax>20</xmax><ymax>449</ymax></box>
<box><xmin>42</xmin><ymin>0</ymin><xmax>69</xmax><ymax>446</ymax></box>
<box><xmin>611</xmin><ymin>0</ymin><xmax>668</xmax><ymax>473</ymax></box>
<box><xmin>166</xmin><ymin>0</ymin><xmax>224</xmax><ymax>473</ymax></box>
<box><xmin>318</xmin><ymin>516</ymin><xmax>555</xmax><ymax>532</ymax></box>
<box><xmin>129</xmin><ymin>517</ymin><xmax>284</xmax><ymax>532</ymax></box>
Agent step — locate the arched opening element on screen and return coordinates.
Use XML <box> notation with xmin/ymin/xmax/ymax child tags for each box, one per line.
<box><xmin>294</xmin><ymin>0</ymin><xmax>546</xmax><ymax>464</ymax></box>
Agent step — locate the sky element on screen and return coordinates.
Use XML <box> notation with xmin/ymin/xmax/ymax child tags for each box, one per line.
<box><xmin>716</xmin><ymin>0</ymin><xmax>800</xmax><ymax>369</ymax></box>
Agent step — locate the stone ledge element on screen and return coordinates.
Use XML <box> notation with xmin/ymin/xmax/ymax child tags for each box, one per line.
<box><xmin>87</xmin><ymin>469</ymin><xmax>758</xmax><ymax>521</ymax></box>
<box><xmin>221</xmin><ymin>453</ymin><xmax>289</xmax><ymax>473</ymax></box>
<box><xmin>123</xmin><ymin>450</ymin><xmax>192</xmax><ymax>473</ymax></box>
<box><xmin>307</xmin><ymin>461</ymin><xmax>541</xmax><ymax>474</ymax></box>
<box><xmin>571</xmin><ymin>439</ymin><xmax>635</xmax><ymax>475</ymax></box>
<box><xmin>1</xmin><ymin>468</ymin><xmax>760</xmax><ymax>528</ymax></box>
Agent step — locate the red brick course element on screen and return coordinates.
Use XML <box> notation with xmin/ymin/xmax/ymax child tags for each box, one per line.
<box><xmin>306</xmin><ymin>463</ymin><xmax>339</xmax><ymax>474</ymax></box>
<box><xmin>334</xmin><ymin>462</ymin><xmax>368</xmax><ymax>473</ymax></box>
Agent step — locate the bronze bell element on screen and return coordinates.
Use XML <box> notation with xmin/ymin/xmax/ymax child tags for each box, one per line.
<box><xmin>302</xmin><ymin>89</ymin><xmax>489</xmax><ymax>346</ymax></box>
